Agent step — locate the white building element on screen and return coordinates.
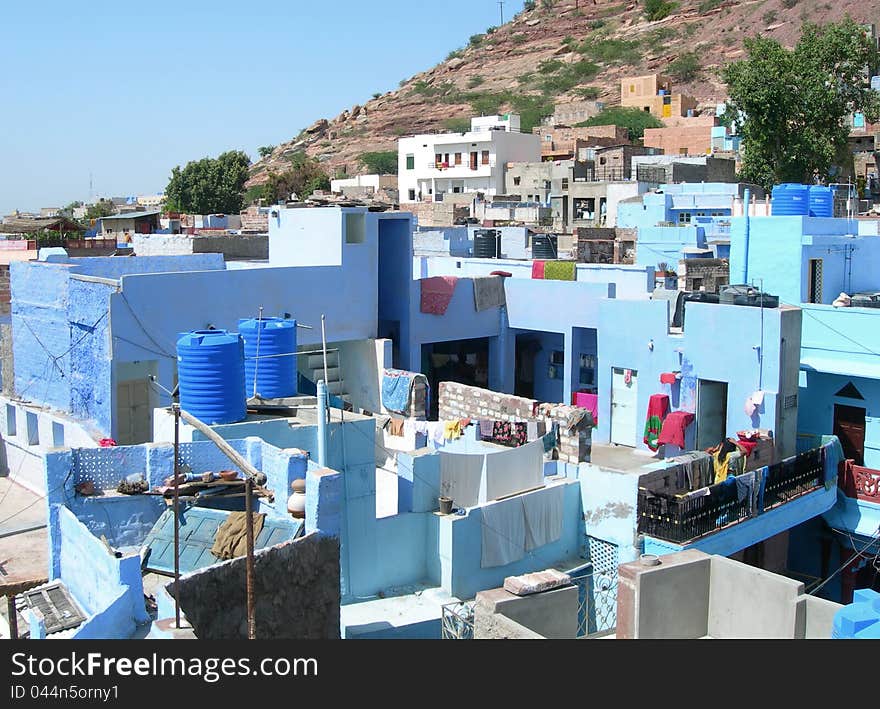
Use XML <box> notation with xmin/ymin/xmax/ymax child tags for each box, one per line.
<box><xmin>330</xmin><ymin>174</ymin><xmax>398</xmax><ymax>194</ymax></box>
<box><xmin>137</xmin><ymin>194</ymin><xmax>166</xmax><ymax>207</ymax></box>
<box><xmin>398</xmin><ymin>114</ymin><xmax>541</xmax><ymax>204</ymax></box>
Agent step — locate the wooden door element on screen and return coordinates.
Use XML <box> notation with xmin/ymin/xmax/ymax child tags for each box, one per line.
<box><xmin>834</xmin><ymin>404</ymin><xmax>866</xmax><ymax>465</ymax></box>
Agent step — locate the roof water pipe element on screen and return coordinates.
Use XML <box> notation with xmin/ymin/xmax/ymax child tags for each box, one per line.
<box><xmin>317</xmin><ymin>379</ymin><xmax>328</xmax><ymax>468</ymax></box>
<box><xmin>739</xmin><ymin>187</ymin><xmax>751</xmax><ymax>284</ymax></box>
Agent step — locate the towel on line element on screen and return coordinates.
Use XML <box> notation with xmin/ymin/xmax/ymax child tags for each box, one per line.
<box><xmin>531</xmin><ymin>260</ymin><xmax>546</xmax><ymax>279</ymax></box>
<box><xmin>481</xmin><ymin>496</ymin><xmax>526</xmax><ymax>568</ymax></box>
<box><xmin>657</xmin><ymin>410</ymin><xmax>695</xmax><ymax>449</ymax></box>
<box><xmin>472</xmin><ymin>275</ymin><xmax>506</xmax><ymax>312</ymax></box>
<box><xmin>420</xmin><ymin>276</ymin><xmax>459</xmax><ymax>315</ymax></box>
<box><xmin>543</xmin><ymin>260</ymin><xmax>576</xmax><ymax>281</ymax></box>
<box><xmin>382</xmin><ymin>368</ymin><xmax>418</xmax><ymax>413</ymax></box>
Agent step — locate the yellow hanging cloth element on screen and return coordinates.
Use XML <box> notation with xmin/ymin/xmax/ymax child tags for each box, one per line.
<box><xmin>443</xmin><ymin>420</ymin><xmax>463</xmax><ymax>440</ymax></box>
<box><xmin>713</xmin><ymin>450</ymin><xmax>731</xmax><ymax>484</ymax></box>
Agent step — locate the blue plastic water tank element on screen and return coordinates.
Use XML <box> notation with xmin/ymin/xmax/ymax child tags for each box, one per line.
<box><xmin>176</xmin><ymin>330</ymin><xmax>246</xmax><ymax>424</ymax></box>
<box><xmin>771</xmin><ymin>183</ymin><xmax>810</xmax><ymax>216</ymax></box>
<box><xmin>238</xmin><ymin>317</ymin><xmax>298</xmax><ymax>399</ymax></box>
<box><xmin>808</xmin><ymin>185</ymin><xmax>834</xmax><ymax>217</ymax></box>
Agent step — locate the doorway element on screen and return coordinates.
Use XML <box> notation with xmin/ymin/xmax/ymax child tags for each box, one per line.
<box><xmin>696</xmin><ymin>379</ymin><xmax>728</xmax><ymax>449</ymax></box>
<box><xmin>610</xmin><ymin>368</ymin><xmax>638</xmax><ymax>447</ymax></box>
<box><xmin>834</xmin><ymin>404</ymin><xmax>866</xmax><ymax>465</ymax></box>
<box><xmin>115</xmin><ymin>361</ymin><xmax>158</xmax><ymax>445</ymax></box>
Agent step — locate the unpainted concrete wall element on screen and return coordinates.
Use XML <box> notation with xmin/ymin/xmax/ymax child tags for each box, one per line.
<box><xmin>170</xmin><ymin>532</ymin><xmax>341</xmax><ymax>639</ymax></box>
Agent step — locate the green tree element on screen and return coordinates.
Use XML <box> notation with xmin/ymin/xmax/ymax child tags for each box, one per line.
<box><xmin>358</xmin><ymin>151</ymin><xmax>398</xmax><ymax>174</ymax></box>
<box><xmin>643</xmin><ymin>0</ymin><xmax>678</xmax><ymax>21</ymax></box>
<box><xmin>667</xmin><ymin>51</ymin><xmax>701</xmax><ymax>82</ymax></box>
<box><xmin>259</xmin><ymin>153</ymin><xmax>330</xmax><ymax>203</ymax></box>
<box><xmin>722</xmin><ymin>19</ymin><xmax>880</xmax><ymax>189</ymax></box>
<box><xmin>576</xmin><ymin>106</ymin><xmax>664</xmax><ymax>140</ymax></box>
<box><xmin>164</xmin><ymin>150</ymin><xmax>251</xmax><ymax>214</ymax></box>
<box><xmin>85</xmin><ymin>199</ymin><xmax>115</xmax><ymax>220</ymax></box>
<box><xmin>257</xmin><ymin>145</ymin><xmax>275</xmax><ymax>158</ymax></box>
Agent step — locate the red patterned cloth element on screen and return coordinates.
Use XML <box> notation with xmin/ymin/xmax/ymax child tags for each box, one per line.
<box><xmin>419</xmin><ymin>276</ymin><xmax>459</xmax><ymax>315</ymax></box>
<box><xmin>531</xmin><ymin>260</ymin><xmax>546</xmax><ymax>279</ymax></box>
<box><xmin>659</xmin><ymin>372</ymin><xmax>677</xmax><ymax>385</ymax></box>
<box><xmin>643</xmin><ymin>394</ymin><xmax>670</xmax><ymax>451</ymax></box>
<box><xmin>657</xmin><ymin>410</ymin><xmax>695</xmax><ymax>449</ymax></box>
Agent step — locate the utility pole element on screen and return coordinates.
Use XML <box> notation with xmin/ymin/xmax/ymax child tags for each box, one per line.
<box><xmin>499</xmin><ymin>0</ymin><xmax>505</xmax><ymax>25</ymax></box>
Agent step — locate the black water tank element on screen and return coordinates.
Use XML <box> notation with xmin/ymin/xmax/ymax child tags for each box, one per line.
<box><xmin>532</xmin><ymin>233</ymin><xmax>558</xmax><ymax>260</ymax></box>
<box><xmin>474</xmin><ymin>229</ymin><xmax>501</xmax><ymax>258</ymax></box>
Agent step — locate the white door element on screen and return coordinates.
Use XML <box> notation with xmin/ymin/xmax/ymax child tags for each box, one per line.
<box><xmin>611</xmin><ymin>368</ymin><xmax>638</xmax><ymax>447</ymax></box>
<box><xmin>696</xmin><ymin>380</ymin><xmax>728</xmax><ymax>450</ymax></box>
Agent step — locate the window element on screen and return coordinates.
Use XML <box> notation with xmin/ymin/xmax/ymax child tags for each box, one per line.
<box><xmin>435</xmin><ymin>153</ymin><xmax>443</xmax><ymax>166</ymax></box>
<box><xmin>629</xmin><ymin>85</ymin><xmax>635</xmax><ymax>93</ymax></box>
<box><xmin>562</xmin><ymin>178</ymin><xmax>569</xmax><ymax>190</ymax></box>
<box><xmin>26</xmin><ymin>411</ymin><xmax>39</xmax><ymax>446</ymax></box>
<box><xmin>599</xmin><ymin>157</ymin><xmax>607</xmax><ymax>165</ymax></box>
<box><xmin>678</xmin><ymin>212</ymin><xmax>692</xmax><ymax>224</ymax></box>
<box><xmin>679</xmin><ymin>148</ymin><xmax>688</xmax><ymax>155</ymax></box>
<box><xmin>405</xmin><ymin>154</ymin><xmax>415</xmax><ymax>170</ymax></box>
<box><xmin>455</xmin><ymin>153</ymin><xmax>462</xmax><ymax>165</ymax></box>
<box><xmin>408</xmin><ymin>188</ymin><xmax>416</xmax><ymax>201</ymax></box>
<box><xmin>544</xmin><ymin>180</ymin><xmax>551</xmax><ymax>190</ymax></box>
<box><xmin>344</xmin><ymin>212</ymin><xmax>365</xmax><ymax>244</ymax></box>
<box><xmin>808</xmin><ymin>258</ymin><xmax>823</xmax><ymax>303</ymax></box>
<box><xmin>513</xmin><ymin>176</ymin><xmax>521</xmax><ymax>186</ymax></box>
<box><xmin>481</xmin><ymin>150</ymin><xmax>490</xmax><ymax>165</ymax></box>
<box><xmin>52</xmin><ymin>421</ymin><xmax>65</xmax><ymax>448</ymax></box>
<box><xmin>5</xmin><ymin>404</ymin><xmax>16</xmax><ymax>436</ymax></box>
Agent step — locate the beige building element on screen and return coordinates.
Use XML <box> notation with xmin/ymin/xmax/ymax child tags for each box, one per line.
<box><xmin>620</xmin><ymin>73</ymin><xmax>697</xmax><ymax>120</ymax></box>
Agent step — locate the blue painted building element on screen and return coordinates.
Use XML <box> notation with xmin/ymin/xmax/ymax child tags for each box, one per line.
<box><xmin>617</xmin><ymin>182</ymin><xmax>766</xmax><ymax>268</ymax></box>
<box><xmin>729</xmin><ymin>210</ymin><xmax>880</xmax><ymax>602</ymax></box>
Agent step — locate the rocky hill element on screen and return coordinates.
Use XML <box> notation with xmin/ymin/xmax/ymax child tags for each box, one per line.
<box><xmin>247</xmin><ymin>0</ymin><xmax>874</xmax><ymax>187</ymax></box>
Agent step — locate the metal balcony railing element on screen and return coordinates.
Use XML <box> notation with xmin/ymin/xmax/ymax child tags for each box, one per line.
<box><xmin>638</xmin><ymin>446</ymin><xmax>827</xmax><ymax>545</ymax></box>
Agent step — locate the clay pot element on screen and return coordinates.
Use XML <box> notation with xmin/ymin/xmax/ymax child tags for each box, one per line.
<box><xmin>288</xmin><ymin>479</ymin><xmax>306</xmax><ymax>518</ymax></box>
<box><xmin>218</xmin><ymin>470</ymin><xmax>239</xmax><ymax>481</ymax></box>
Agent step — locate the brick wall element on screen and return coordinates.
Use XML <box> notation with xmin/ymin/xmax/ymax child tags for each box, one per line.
<box><xmin>438</xmin><ymin>381</ymin><xmax>592</xmax><ymax>464</ymax></box>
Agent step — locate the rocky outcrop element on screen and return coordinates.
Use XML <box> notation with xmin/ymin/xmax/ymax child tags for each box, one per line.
<box><xmin>246</xmin><ymin>0</ymin><xmax>872</xmax><ymax>187</ymax></box>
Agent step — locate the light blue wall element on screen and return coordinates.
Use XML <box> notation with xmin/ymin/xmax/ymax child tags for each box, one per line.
<box><xmin>440</xmin><ymin>481</ymin><xmax>583</xmax><ymax>599</ymax></box>
<box><xmin>730</xmin><ymin>216</ymin><xmax>872</xmax><ymax>306</ymax></box>
<box><xmin>577</xmin><ymin>464</ymin><xmax>641</xmax><ymax>563</ymax></box>
<box><xmin>596</xmin><ymin>299</ymin><xmax>796</xmax><ymax>452</ymax></box>
<box><xmin>56</xmin><ymin>505</ymin><xmax>147</xmax><ymax>639</ymax></box>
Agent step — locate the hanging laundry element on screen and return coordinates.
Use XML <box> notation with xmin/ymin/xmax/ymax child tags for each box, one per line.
<box><xmin>657</xmin><ymin>410</ymin><xmax>695</xmax><ymax>449</ymax></box>
<box><xmin>531</xmin><ymin>260</ymin><xmax>547</xmax><ymax>279</ymax></box>
<box><xmin>659</xmin><ymin>372</ymin><xmax>678</xmax><ymax>385</ymax></box>
<box><xmin>643</xmin><ymin>393</ymin><xmax>670</xmax><ymax>451</ymax></box>
<box><xmin>572</xmin><ymin>392</ymin><xmax>599</xmax><ymax>425</ymax></box>
<box><xmin>427</xmin><ymin>422</ymin><xmax>446</xmax><ymax>445</ymax></box>
<box><xmin>712</xmin><ymin>440</ymin><xmax>739</xmax><ymax>484</ymax></box>
<box><xmin>387</xmin><ymin>417</ymin><xmax>405</xmax><ymax>437</ymax></box>
<box><xmin>479</xmin><ymin>419</ymin><xmax>495</xmax><ymax>439</ymax></box>
<box><xmin>472</xmin><ymin>275</ymin><xmax>506</xmax><ymax>312</ymax></box>
<box><xmin>443</xmin><ymin>420</ymin><xmax>463</xmax><ymax>440</ymax></box>
<box><xmin>382</xmin><ymin>368</ymin><xmax>427</xmax><ymax>414</ymax></box>
<box><xmin>419</xmin><ymin>276</ymin><xmax>459</xmax><ymax>315</ymax></box>
<box><xmin>543</xmin><ymin>260</ymin><xmax>576</xmax><ymax>281</ymax></box>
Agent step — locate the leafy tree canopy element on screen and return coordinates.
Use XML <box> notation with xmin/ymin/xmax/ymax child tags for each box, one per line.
<box><xmin>257</xmin><ymin>152</ymin><xmax>330</xmax><ymax>204</ymax></box>
<box><xmin>257</xmin><ymin>145</ymin><xmax>276</xmax><ymax>158</ymax></box>
<box><xmin>85</xmin><ymin>199</ymin><xmax>115</xmax><ymax>220</ymax></box>
<box><xmin>164</xmin><ymin>150</ymin><xmax>251</xmax><ymax>214</ymax></box>
<box><xmin>576</xmin><ymin>106</ymin><xmax>664</xmax><ymax>140</ymax></box>
<box><xmin>358</xmin><ymin>150</ymin><xmax>398</xmax><ymax>175</ymax></box>
<box><xmin>722</xmin><ymin>19</ymin><xmax>880</xmax><ymax>190</ymax></box>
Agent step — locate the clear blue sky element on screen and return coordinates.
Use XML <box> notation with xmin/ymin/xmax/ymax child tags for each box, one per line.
<box><xmin>0</xmin><ymin>0</ymin><xmax>523</xmax><ymax>215</ymax></box>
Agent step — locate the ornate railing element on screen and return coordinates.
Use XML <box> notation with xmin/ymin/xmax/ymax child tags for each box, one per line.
<box><xmin>440</xmin><ymin>601</ymin><xmax>474</xmax><ymax>640</ymax></box>
<box><xmin>840</xmin><ymin>460</ymin><xmax>880</xmax><ymax>503</ymax></box>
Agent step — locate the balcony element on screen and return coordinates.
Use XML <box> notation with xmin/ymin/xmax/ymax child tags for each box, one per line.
<box><xmin>839</xmin><ymin>460</ymin><xmax>880</xmax><ymax>504</ymax></box>
<box><xmin>638</xmin><ymin>445</ymin><xmax>830</xmax><ymax>546</ymax></box>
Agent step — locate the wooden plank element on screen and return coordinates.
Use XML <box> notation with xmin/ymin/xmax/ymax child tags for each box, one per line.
<box><xmin>177</xmin><ymin>409</ymin><xmax>261</xmax><ymax>481</ymax></box>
